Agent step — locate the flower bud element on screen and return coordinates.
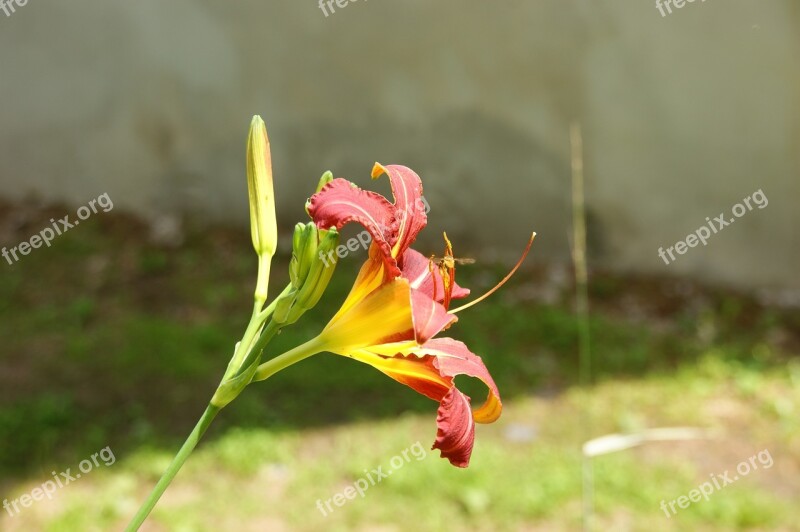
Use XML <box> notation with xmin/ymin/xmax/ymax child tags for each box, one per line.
<box><xmin>247</xmin><ymin>115</ymin><xmax>278</xmax><ymax>304</ymax></box>
<box><xmin>305</xmin><ymin>171</ymin><xmax>334</xmax><ymax>216</ymax></box>
<box><xmin>247</xmin><ymin>115</ymin><xmax>278</xmax><ymax>258</ymax></box>
<box><xmin>315</xmin><ymin>171</ymin><xmax>334</xmax><ymax>193</ymax></box>
<box><xmin>293</xmin><ymin>228</ymin><xmax>339</xmax><ymax>312</ymax></box>
<box><xmin>274</xmin><ymin>225</ymin><xmax>338</xmax><ymax>325</ymax></box>
<box><xmin>272</xmin><ymin>287</ymin><xmax>298</xmax><ymax>324</ymax></box>
<box><xmin>289</xmin><ymin>223</ymin><xmax>318</xmax><ymax>288</ymax></box>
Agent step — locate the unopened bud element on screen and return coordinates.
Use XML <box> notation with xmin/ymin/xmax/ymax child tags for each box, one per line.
<box><xmin>293</xmin><ymin>228</ymin><xmax>339</xmax><ymax>312</ymax></box>
<box><xmin>272</xmin><ymin>287</ymin><xmax>298</xmax><ymax>324</ymax></box>
<box><xmin>315</xmin><ymin>171</ymin><xmax>334</xmax><ymax>193</ymax></box>
<box><xmin>306</xmin><ymin>171</ymin><xmax>334</xmax><ymax>216</ymax></box>
<box><xmin>247</xmin><ymin>115</ymin><xmax>278</xmax><ymax>259</ymax></box>
<box><xmin>289</xmin><ymin>223</ymin><xmax>318</xmax><ymax>288</ymax></box>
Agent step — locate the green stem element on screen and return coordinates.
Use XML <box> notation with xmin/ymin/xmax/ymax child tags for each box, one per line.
<box><xmin>127</xmin><ymin>335</ymin><xmax>325</xmax><ymax>529</ymax></box>
<box><xmin>127</xmin><ymin>287</ymin><xmax>312</xmax><ymax>529</ymax></box>
<box><xmin>125</xmin><ymin>404</ymin><xmax>220</xmax><ymax>531</ymax></box>
<box><xmin>224</xmin><ymin>308</ymin><xmax>264</xmax><ymax>379</ymax></box>
<box><xmin>231</xmin><ymin>320</ymin><xmax>281</xmax><ymax>381</ymax></box>
<box><xmin>253</xmin><ymin>335</ymin><xmax>326</xmax><ymax>382</ymax></box>
<box><xmin>225</xmin><ymin>284</ymin><xmax>292</xmax><ymax>381</ymax></box>
<box><xmin>253</xmin><ymin>253</ymin><xmax>273</xmax><ymax>308</ymax></box>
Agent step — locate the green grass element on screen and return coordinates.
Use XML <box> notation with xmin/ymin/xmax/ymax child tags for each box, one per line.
<box><xmin>0</xmin><ymin>206</ymin><xmax>798</xmax><ymax>530</ymax></box>
<box><xmin>4</xmin><ymin>354</ymin><xmax>797</xmax><ymax>531</ymax></box>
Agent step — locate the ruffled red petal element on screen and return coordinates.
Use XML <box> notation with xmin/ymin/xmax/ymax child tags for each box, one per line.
<box><xmin>371</xmin><ymin>164</ymin><xmax>427</xmax><ymax>263</ymax></box>
<box><xmin>307</xmin><ymin>178</ymin><xmax>400</xmax><ymax>275</ymax></box>
<box><xmin>351</xmin><ymin>338</ymin><xmax>502</xmax><ymax>468</ymax></box>
<box><xmin>423</xmin><ymin>338</ymin><xmax>502</xmax><ymax>424</ymax></box>
<box><xmin>308</xmin><ymin>165</ymin><xmax>428</xmax><ymax>278</ymax></box>
<box><xmin>432</xmin><ymin>387</ymin><xmax>475</xmax><ymax>467</ymax></box>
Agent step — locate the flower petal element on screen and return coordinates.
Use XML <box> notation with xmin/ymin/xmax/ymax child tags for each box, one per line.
<box><xmin>411</xmin><ymin>289</ymin><xmax>457</xmax><ymax>344</ymax></box>
<box><xmin>350</xmin><ymin>337</ymin><xmax>502</xmax><ymax>425</ymax></box>
<box><xmin>329</xmin><ymin>250</ymin><xmax>386</xmax><ymax>322</ymax></box>
<box><xmin>320</xmin><ymin>277</ymin><xmax>414</xmax><ymax>352</ymax></box>
<box><xmin>307</xmin><ymin>178</ymin><xmax>399</xmax><ymax>275</ymax></box>
<box><xmin>418</xmin><ymin>338</ymin><xmax>502</xmax><ymax>424</ymax></box>
<box><xmin>339</xmin><ymin>350</ymin><xmax>476</xmax><ymax>466</ymax></box>
<box><xmin>345</xmin><ymin>338</ymin><xmax>501</xmax><ymax>468</ymax></box>
<box><xmin>346</xmin><ymin>351</ymin><xmax>450</xmax><ymax>402</ymax></box>
<box><xmin>432</xmin><ymin>387</ymin><xmax>475</xmax><ymax>467</ymax></box>
<box><xmin>371</xmin><ymin>163</ymin><xmax>427</xmax><ymax>261</ymax></box>
<box><xmin>402</xmin><ymin>248</ymin><xmax>470</xmax><ymax>303</ymax></box>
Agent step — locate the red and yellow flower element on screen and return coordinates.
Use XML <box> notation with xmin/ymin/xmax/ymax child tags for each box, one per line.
<box><xmin>305</xmin><ymin>163</ymin><xmax>531</xmax><ymax>467</ymax></box>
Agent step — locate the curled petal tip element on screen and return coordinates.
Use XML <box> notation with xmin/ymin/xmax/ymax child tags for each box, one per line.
<box><xmin>371</xmin><ymin>162</ymin><xmax>386</xmax><ymax>179</ymax></box>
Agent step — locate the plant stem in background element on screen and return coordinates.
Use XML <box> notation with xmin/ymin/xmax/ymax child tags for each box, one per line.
<box><xmin>570</xmin><ymin>122</ymin><xmax>594</xmax><ymax>532</ymax></box>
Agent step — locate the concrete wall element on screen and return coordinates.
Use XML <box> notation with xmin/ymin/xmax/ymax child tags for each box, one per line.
<box><xmin>0</xmin><ymin>1</ymin><xmax>797</xmax><ymax>290</ymax></box>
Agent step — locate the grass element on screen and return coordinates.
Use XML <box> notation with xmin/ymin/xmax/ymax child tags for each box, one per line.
<box><xmin>0</xmin><ymin>201</ymin><xmax>798</xmax><ymax>530</ymax></box>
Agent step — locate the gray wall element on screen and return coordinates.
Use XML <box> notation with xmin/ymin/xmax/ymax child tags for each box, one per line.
<box><xmin>0</xmin><ymin>1</ymin><xmax>797</xmax><ymax>290</ymax></box>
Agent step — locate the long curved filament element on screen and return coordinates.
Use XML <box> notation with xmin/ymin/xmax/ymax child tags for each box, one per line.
<box><xmin>449</xmin><ymin>232</ymin><xmax>536</xmax><ymax>314</ymax></box>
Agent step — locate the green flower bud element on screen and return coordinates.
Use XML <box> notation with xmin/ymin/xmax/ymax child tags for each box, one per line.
<box><xmin>275</xmin><ymin>223</ymin><xmax>338</xmax><ymax>325</ymax></box>
<box><xmin>305</xmin><ymin>171</ymin><xmax>334</xmax><ymax>216</ymax></box>
<box><xmin>272</xmin><ymin>287</ymin><xmax>298</xmax><ymax>324</ymax></box>
<box><xmin>247</xmin><ymin>115</ymin><xmax>277</xmax><ymax>258</ymax></box>
<box><xmin>289</xmin><ymin>223</ymin><xmax>318</xmax><ymax>288</ymax></box>
<box><xmin>247</xmin><ymin>115</ymin><xmax>278</xmax><ymax>305</ymax></box>
<box><xmin>292</xmin><ymin>227</ymin><xmax>339</xmax><ymax>312</ymax></box>
<box><xmin>315</xmin><ymin>171</ymin><xmax>334</xmax><ymax>193</ymax></box>
<box><xmin>273</xmin><ymin>228</ymin><xmax>339</xmax><ymax>326</ymax></box>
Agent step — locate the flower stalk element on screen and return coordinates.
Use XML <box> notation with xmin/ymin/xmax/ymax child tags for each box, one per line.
<box><xmin>126</xmin><ymin>118</ymin><xmax>339</xmax><ymax>530</ymax></box>
<box><xmin>127</xmin><ymin>117</ymin><xmax>530</xmax><ymax>529</ymax></box>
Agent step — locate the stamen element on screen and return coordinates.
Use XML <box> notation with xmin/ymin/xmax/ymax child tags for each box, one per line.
<box><xmin>442</xmin><ymin>232</ymin><xmax>453</xmax><ymax>256</ymax></box>
<box><xmin>428</xmin><ymin>257</ymin><xmax>439</xmax><ymax>302</ymax></box>
<box><xmin>449</xmin><ymin>232</ymin><xmax>536</xmax><ymax>314</ymax></box>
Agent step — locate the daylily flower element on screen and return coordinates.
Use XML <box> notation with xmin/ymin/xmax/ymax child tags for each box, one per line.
<box><xmin>303</xmin><ymin>163</ymin><xmax>533</xmax><ymax>467</ymax></box>
<box><xmin>130</xmin><ymin>124</ymin><xmax>538</xmax><ymax>530</ymax></box>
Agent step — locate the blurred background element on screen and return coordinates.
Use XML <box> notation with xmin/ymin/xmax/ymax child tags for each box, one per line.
<box><xmin>0</xmin><ymin>1</ymin><xmax>798</xmax><ymax>530</ymax></box>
